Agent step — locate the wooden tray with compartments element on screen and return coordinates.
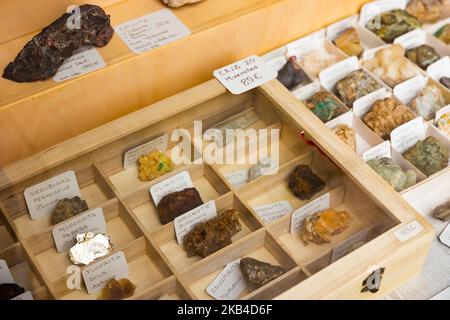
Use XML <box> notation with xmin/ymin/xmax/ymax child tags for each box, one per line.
<box><xmin>0</xmin><ymin>78</ymin><xmax>434</xmax><ymax>300</ymax></box>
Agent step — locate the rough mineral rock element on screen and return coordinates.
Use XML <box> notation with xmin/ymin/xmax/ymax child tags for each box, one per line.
<box><xmin>334</xmin><ymin>27</ymin><xmax>364</xmax><ymax>57</ymax></box>
<box><xmin>300</xmin><ymin>209</ymin><xmax>352</xmax><ymax>245</ymax></box>
<box><xmin>183</xmin><ymin>209</ymin><xmax>242</xmax><ymax>257</ymax></box>
<box><xmin>162</xmin><ymin>0</ymin><xmax>204</xmax><ymax>8</ymax></box>
<box><xmin>277</xmin><ymin>57</ymin><xmax>309</xmax><ymax>90</ymax></box>
<box><xmin>406</xmin><ymin>45</ymin><xmax>441</xmax><ymax>70</ymax></box>
<box><xmin>410</xmin><ymin>84</ymin><xmax>446</xmax><ymax>120</ymax></box>
<box><xmin>440</xmin><ymin>76</ymin><xmax>450</xmax><ymax>89</ymax></box>
<box><xmin>51</xmin><ymin>196</ymin><xmax>89</xmax><ymax>225</ymax></box>
<box><xmin>335</xmin><ymin>70</ymin><xmax>382</xmax><ymax>107</ymax></box>
<box><xmin>0</xmin><ymin>283</ymin><xmax>25</xmax><ymax>300</ymax></box>
<box><xmin>157</xmin><ymin>188</ymin><xmax>203</xmax><ymax>225</ymax></box>
<box><xmin>306</xmin><ymin>91</ymin><xmax>342</xmax><ymax>122</ymax></box>
<box><xmin>98</xmin><ymin>278</ymin><xmax>136</xmax><ymax>300</ymax></box>
<box><xmin>406</xmin><ymin>0</ymin><xmax>450</xmax><ymax>23</ymax></box>
<box><xmin>248</xmin><ymin>157</ymin><xmax>275</xmax><ymax>182</ymax></box>
<box><xmin>289</xmin><ymin>165</ymin><xmax>326</xmax><ymax>200</ymax></box>
<box><xmin>3</xmin><ymin>4</ymin><xmax>114</xmax><ymax>83</ymax></box>
<box><xmin>239</xmin><ymin>257</ymin><xmax>286</xmax><ymax>291</ymax></box>
<box><xmin>69</xmin><ymin>232</ymin><xmax>112</xmax><ymax>266</ymax></box>
<box><xmin>431</xmin><ymin>201</ymin><xmax>450</xmax><ymax>221</ymax></box>
<box><xmin>403</xmin><ymin>136</ymin><xmax>449</xmax><ymax>176</ymax></box>
<box><xmin>299</xmin><ymin>49</ymin><xmax>337</xmax><ymax>78</ymax></box>
<box><xmin>437</xmin><ymin>111</ymin><xmax>450</xmax><ymax>137</ymax></box>
<box><xmin>333</xmin><ymin>125</ymin><xmax>357</xmax><ymax>152</ymax></box>
<box><xmin>367</xmin><ymin>157</ymin><xmax>417</xmax><ymax>192</ymax></box>
<box><xmin>367</xmin><ymin>9</ymin><xmax>421</xmax><ymax>43</ymax></box>
<box><xmin>138</xmin><ymin>150</ymin><xmax>174</xmax><ymax>181</ymax></box>
<box><xmin>435</xmin><ymin>24</ymin><xmax>450</xmax><ymax>44</ymax></box>
<box><xmin>363</xmin><ymin>98</ymin><xmax>416</xmax><ymax>140</ymax></box>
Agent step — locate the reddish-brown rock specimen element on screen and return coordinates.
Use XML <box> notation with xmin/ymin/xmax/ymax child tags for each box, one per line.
<box><xmin>240</xmin><ymin>257</ymin><xmax>286</xmax><ymax>291</ymax></box>
<box><xmin>288</xmin><ymin>165</ymin><xmax>326</xmax><ymax>200</ymax></box>
<box><xmin>0</xmin><ymin>283</ymin><xmax>25</xmax><ymax>300</ymax></box>
<box><xmin>157</xmin><ymin>188</ymin><xmax>203</xmax><ymax>224</ymax></box>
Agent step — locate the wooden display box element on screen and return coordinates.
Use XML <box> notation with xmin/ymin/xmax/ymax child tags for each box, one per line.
<box><xmin>0</xmin><ymin>78</ymin><xmax>433</xmax><ymax>300</ymax></box>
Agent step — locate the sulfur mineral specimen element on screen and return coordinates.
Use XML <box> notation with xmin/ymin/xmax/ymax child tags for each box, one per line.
<box><xmin>162</xmin><ymin>0</ymin><xmax>204</xmax><ymax>7</ymax></box>
<box><xmin>299</xmin><ymin>50</ymin><xmax>337</xmax><ymax>78</ymax></box>
<box><xmin>410</xmin><ymin>85</ymin><xmax>446</xmax><ymax>120</ymax></box>
<box><xmin>0</xmin><ymin>283</ymin><xmax>25</xmax><ymax>300</ymax></box>
<box><xmin>248</xmin><ymin>157</ymin><xmax>275</xmax><ymax>182</ymax></box>
<box><xmin>406</xmin><ymin>45</ymin><xmax>441</xmax><ymax>70</ymax></box>
<box><xmin>333</xmin><ymin>125</ymin><xmax>357</xmax><ymax>152</ymax></box>
<box><xmin>437</xmin><ymin>112</ymin><xmax>450</xmax><ymax>137</ymax></box>
<box><xmin>406</xmin><ymin>0</ymin><xmax>450</xmax><ymax>23</ymax></box>
<box><xmin>98</xmin><ymin>278</ymin><xmax>136</xmax><ymax>300</ymax></box>
<box><xmin>440</xmin><ymin>77</ymin><xmax>450</xmax><ymax>89</ymax></box>
<box><xmin>277</xmin><ymin>57</ymin><xmax>309</xmax><ymax>90</ymax></box>
<box><xmin>335</xmin><ymin>70</ymin><xmax>382</xmax><ymax>107</ymax></box>
<box><xmin>435</xmin><ymin>24</ymin><xmax>450</xmax><ymax>44</ymax></box>
<box><xmin>403</xmin><ymin>136</ymin><xmax>449</xmax><ymax>176</ymax></box>
<box><xmin>157</xmin><ymin>188</ymin><xmax>203</xmax><ymax>225</ymax></box>
<box><xmin>363</xmin><ymin>98</ymin><xmax>416</xmax><ymax>140</ymax></box>
<box><xmin>183</xmin><ymin>209</ymin><xmax>242</xmax><ymax>257</ymax></box>
<box><xmin>334</xmin><ymin>27</ymin><xmax>364</xmax><ymax>57</ymax></box>
<box><xmin>289</xmin><ymin>165</ymin><xmax>326</xmax><ymax>200</ymax></box>
<box><xmin>138</xmin><ymin>151</ymin><xmax>174</xmax><ymax>181</ymax></box>
<box><xmin>240</xmin><ymin>257</ymin><xmax>286</xmax><ymax>291</ymax></box>
<box><xmin>306</xmin><ymin>91</ymin><xmax>342</xmax><ymax>122</ymax></box>
<box><xmin>367</xmin><ymin>9</ymin><xmax>421</xmax><ymax>43</ymax></box>
<box><xmin>3</xmin><ymin>4</ymin><xmax>114</xmax><ymax>82</ymax></box>
<box><xmin>431</xmin><ymin>201</ymin><xmax>450</xmax><ymax>221</ymax></box>
<box><xmin>51</xmin><ymin>196</ymin><xmax>88</xmax><ymax>225</ymax></box>
<box><xmin>367</xmin><ymin>157</ymin><xmax>417</xmax><ymax>192</ymax></box>
<box><xmin>300</xmin><ymin>209</ymin><xmax>351</xmax><ymax>245</ymax></box>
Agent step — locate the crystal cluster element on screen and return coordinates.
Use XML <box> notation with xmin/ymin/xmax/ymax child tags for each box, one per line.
<box><xmin>367</xmin><ymin>157</ymin><xmax>417</xmax><ymax>192</ymax></box>
<box><xmin>68</xmin><ymin>232</ymin><xmax>112</xmax><ymax>265</ymax></box>
<box><xmin>51</xmin><ymin>196</ymin><xmax>88</xmax><ymax>225</ymax></box>
<box><xmin>403</xmin><ymin>136</ymin><xmax>449</xmax><ymax>176</ymax></box>
<box><xmin>289</xmin><ymin>165</ymin><xmax>326</xmax><ymax>200</ymax></box>
<box><xmin>335</xmin><ymin>70</ymin><xmax>382</xmax><ymax>107</ymax></box>
<box><xmin>240</xmin><ymin>257</ymin><xmax>285</xmax><ymax>291</ymax></box>
<box><xmin>367</xmin><ymin>9</ymin><xmax>421</xmax><ymax>43</ymax></box>
<box><xmin>300</xmin><ymin>209</ymin><xmax>351</xmax><ymax>245</ymax></box>
<box><xmin>138</xmin><ymin>151</ymin><xmax>174</xmax><ymax>181</ymax></box>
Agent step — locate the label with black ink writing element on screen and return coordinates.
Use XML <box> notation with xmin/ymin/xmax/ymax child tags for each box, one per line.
<box><xmin>206</xmin><ymin>259</ymin><xmax>246</xmax><ymax>300</ymax></box>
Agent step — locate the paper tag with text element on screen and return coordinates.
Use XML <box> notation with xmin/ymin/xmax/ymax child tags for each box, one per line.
<box><xmin>327</xmin><ymin>15</ymin><xmax>358</xmax><ymax>42</ymax></box>
<box><xmin>150</xmin><ymin>171</ymin><xmax>193</xmax><ymax>206</ymax></box>
<box><xmin>0</xmin><ymin>259</ymin><xmax>14</xmax><ymax>284</ymax></box>
<box><xmin>391</xmin><ymin>117</ymin><xmax>425</xmax><ymax>153</ymax></box>
<box><xmin>253</xmin><ymin>200</ymin><xmax>293</xmax><ymax>224</ymax></box>
<box><xmin>206</xmin><ymin>259</ymin><xmax>246</xmax><ymax>300</ymax></box>
<box><xmin>394</xmin><ymin>220</ymin><xmax>424</xmax><ymax>242</ymax></box>
<box><xmin>225</xmin><ymin>170</ymin><xmax>249</xmax><ymax>188</ymax></box>
<box><xmin>11</xmin><ymin>291</ymin><xmax>34</xmax><ymax>300</ymax></box>
<box><xmin>330</xmin><ymin>228</ymin><xmax>370</xmax><ymax>263</ymax></box>
<box><xmin>290</xmin><ymin>193</ymin><xmax>330</xmax><ymax>234</ymax></box>
<box><xmin>362</xmin><ymin>141</ymin><xmax>392</xmax><ymax>162</ymax></box>
<box><xmin>123</xmin><ymin>134</ymin><xmax>169</xmax><ymax>169</ymax></box>
<box><xmin>439</xmin><ymin>223</ymin><xmax>450</xmax><ymax>248</ymax></box>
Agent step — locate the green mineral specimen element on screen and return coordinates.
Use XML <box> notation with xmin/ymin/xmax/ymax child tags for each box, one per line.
<box><xmin>403</xmin><ymin>137</ymin><xmax>449</xmax><ymax>176</ymax></box>
<box><xmin>306</xmin><ymin>92</ymin><xmax>339</xmax><ymax>122</ymax></box>
<box><xmin>367</xmin><ymin>157</ymin><xmax>417</xmax><ymax>192</ymax></box>
<box><xmin>367</xmin><ymin>9</ymin><xmax>421</xmax><ymax>43</ymax></box>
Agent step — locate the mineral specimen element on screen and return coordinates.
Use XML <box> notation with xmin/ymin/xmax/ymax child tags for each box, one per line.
<box><xmin>248</xmin><ymin>157</ymin><xmax>275</xmax><ymax>182</ymax></box>
<box><xmin>440</xmin><ymin>76</ymin><xmax>450</xmax><ymax>89</ymax></box>
<box><xmin>299</xmin><ymin>49</ymin><xmax>337</xmax><ymax>78</ymax></box>
<box><xmin>300</xmin><ymin>209</ymin><xmax>352</xmax><ymax>245</ymax></box>
<box><xmin>157</xmin><ymin>188</ymin><xmax>204</xmax><ymax>225</ymax></box>
<box><xmin>98</xmin><ymin>278</ymin><xmax>136</xmax><ymax>300</ymax></box>
<box><xmin>288</xmin><ymin>165</ymin><xmax>326</xmax><ymax>200</ymax></box>
<box><xmin>211</xmin><ymin>110</ymin><xmax>259</xmax><ymax>147</ymax></box>
<box><xmin>183</xmin><ymin>209</ymin><xmax>242</xmax><ymax>257</ymax></box>
<box><xmin>333</xmin><ymin>125</ymin><xmax>357</xmax><ymax>152</ymax></box>
<box><xmin>162</xmin><ymin>0</ymin><xmax>204</xmax><ymax>7</ymax></box>
<box><xmin>363</xmin><ymin>98</ymin><xmax>416</xmax><ymax>140</ymax></box>
<box><xmin>334</xmin><ymin>70</ymin><xmax>382</xmax><ymax>107</ymax></box>
<box><xmin>406</xmin><ymin>45</ymin><xmax>441</xmax><ymax>70</ymax></box>
<box><xmin>367</xmin><ymin>9</ymin><xmax>421</xmax><ymax>43</ymax></box>
<box><xmin>435</xmin><ymin>24</ymin><xmax>450</xmax><ymax>44</ymax></box>
<box><xmin>3</xmin><ymin>4</ymin><xmax>114</xmax><ymax>83</ymax></box>
<box><xmin>403</xmin><ymin>136</ymin><xmax>449</xmax><ymax>176</ymax></box>
<box><xmin>239</xmin><ymin>257</ymin><xmax>286</xmax><ymax>291</ymax></box>
<box><xmin>277</xmin><ymin>57</ymin><xmax>309</xmax><ymax>90</ymax></box>
<box><xmin>138</xmin><ymin>150</ymin><xmax>174</xmax><ymax>181</ymax></box>
<box><xmin>431</xmin><ymin>201</ymin><xmax>450</xmax><ymax>221</ymax></box>
<box><xmin>306</xmin><ymin>91</ymin><xmax>341</xmax><ymax>122</ymax></box>
<box><xmin>406</xmin><ymin>0</ymin><xmax>450</xmax><ymax>23</ymax></box>
<box><xmin>367</xmin><ymin>157</ymin><xmax>417</xmax><ymax>192</ymax></box>
<box><xmin>334</xmin><ymin>27</ymin><xmax>364</xmax><ymax>57</ymax></box>
<box><xmin>0</xmin><ymin>283</ymin><xmax>25</xmax><ymax>300</ymax></box>
<box><xmin>69</xmin><ymin>232</ymin><xmax>112</xmax><ymax>266</ymax></box>
<box><xmin>51</xmin><ymin>196</ymin><xmax>89</xmax><ymax>225</ymax></box>
<box><xmin>410</xmin><ymin>85</ymin><xmax>446</xmax><ymax>120</ymax></box>
<box><xmin>437</xmin><ymin>112</ymin><xmax>450</xmax><ymax>137</ymax></box>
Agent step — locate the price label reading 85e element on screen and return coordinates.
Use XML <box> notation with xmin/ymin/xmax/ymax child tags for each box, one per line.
<box><xmin>214</xmin><ymin>55</ymin><xmax>277</xmax><ymax>95</ymax></box>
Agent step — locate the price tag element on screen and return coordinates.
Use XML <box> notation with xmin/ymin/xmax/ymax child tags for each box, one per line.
<box><xmin>439</xmin><ymin>223</ymin><xmax>450</xmax><ymax>248</ymax></box>
<box><xmin>0</xmin><ymin>259</ymin><xmax>14</xmax><ymax>284</ymax></box>
<box><xmin>214</xmin><ymin>55</ymin><xmax>277</xmax><ymax>95</ymax></box>
<box><xmin>362</xmin><ymin>141</ymin><xmax>392</xmax><ymax>162</ymax></box>
<box><xmin>393</xmin><ymin>220</ymin><xmax>424</xmax><ymax>242</ymax></box>
<box><xmin>390</xmin><ymin>117</ymin><xmax>424</xmax><ymax>153</ymax></box>
<box><xmin>123</xmin><ymin>134</ymin><xmax>169</xmax><ymax>169</ymax></box>
<box><xmin>253</xmin><ymin>201</ymin><xmax>293</xmax><ymax>224</ymax></box>
<box><xmin>150</xmin><ymin>171</ymin><xmax>193</xmax><ymax>206</ymax></box>
<box><xmin>290</xmin><ymin>193</ymin><xmax>330</xmax><ymax>234</ymax></box>
<box><xmin>174</xmin><ymin>201</ymin><xmax>217</xmax><ymax>244</ymax></box>
<box><xmin>224</xmin><ymin>170</ymin><xmax>249</xmax><ymax>188</ymax></box>
<box><xmin>206</xmin><ymin>259</ymin><xmax>246</xmax><ymax>300</ymax></box>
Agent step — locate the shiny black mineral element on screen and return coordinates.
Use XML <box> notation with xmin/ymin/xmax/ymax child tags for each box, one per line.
<box><xmin>3</xmin><ymin>4</ymin><xmax>114</xmax><ymax>83</ymax></box>
<box><xmin>0</xmin><ymin>283</ymin><xmax>25</xmax><ymax>300</ymax></box>
<box><xmin>240</xmin><ymin>257</ymin><xmax>285</xmax><ymax>291</ymax></box>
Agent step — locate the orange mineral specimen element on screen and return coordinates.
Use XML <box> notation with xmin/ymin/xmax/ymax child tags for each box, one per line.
<box><xmin>98</xmin><ymin>278</ymin><xmax>136</xmax><ymax>300</ymax></box>
<box><xmin>301</xmin><ymin>209</ymin><xmax>352</xmax><ymax>245</ymax></box>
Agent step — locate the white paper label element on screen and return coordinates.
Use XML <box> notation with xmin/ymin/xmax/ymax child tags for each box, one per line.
<box><xmin>53</xmin><ymin>46</ymin><xmax>105</xmax><ymax>82</ymax></box>
<box><xmin>114</xmin><ymin>9</ymin><xmax>191</xmax><ymax>54</ymax></box>
<box><xmin>287</xmin><ymin>30</ymin><xmax>325</xmax><ymax>57</ymax></box>
<box><xmin>24</xmin><ymin>171</ymin><xmax>81</xmax><ymax>220</ymax></box>
<box><xmin>435</xmin><ymin>105</ymin><xmax>450</xmax><ymax>124</ymax></box>
<box><xmin>150</xmin><ymin>171</ymin><xmax>193</xmax><ymax>206</ymax></box>
<box><xmin>123</xmin><ymin>134</ymin><xmax>169</xmax><ymax>169</ymax></box>
<box><xmin>295</xmin><ymin>81</ymin><xmax>321</xmax><ymax>101</ymax></box>
<box><xmin>330</xmin><ymin>228</ymin><xmax>370</xmax><ymax>263</ymax></box>
<box><xmin>52</xmin><ymin>208</ymin><xmax>107</xmax><ymax>253</ymax></box>
<box><xmin>225</xmin><ymin>170</ymin><xmax>249</xmax><ymax>188</ymax></box>
<box><xmin>439</xmin><ymin>223</ymin><xmax>450</xmax><ymax>248</ymax></box>
<box><xmin>11</xmin><ymin>291</ymin><xmax>33</xmax><ymax>300</ymax></box>
<box><xmin>394</xmin><ymin>29</ymin><xmax>425</xmax><ymax>50</ymax></box>
<box><xmin>393</xmin><ymin>220</ymin><xmax>424</xmax><ymax>242</ymax></box>
<box><xmin>82</xmin><ymin>251</ymin><xmax>129</xmax><ymax>295</ymax></box>
<box><xmin>319</xmin><ymin>56</ymin><xmax>359</xmax><ymax>91</ymax></box>
<box><xmin>362</xmin><ymin>141</ymin><xmax>392</xmax><ymax>161</ymax></box>
<box><xmin>206</xmin><ymin>259</ymin><xmax>246</xmax><ymax>300</ymax></box>
<box><xmin>290</xmin><ymin>193</ymin><xmax>330</xmax><ymax>233</ymax></box>
<box><xmin>391</xmin><ymin>117</ymin><xmax>424</xmax><ymax>153</ymax></box>
<box><xmin>213</xmin><ymin>55</ymin><xmax>277</xmax><ymax>95</ymax></box>
<box><xmin>327</xmin><ymin>15</ymin><xmax>358</xmax><ymax>42</ymax></box>
<box><xmin>393</xmin><ymin>75</ymin><xmax>427</xmax><ymax>105</ymax></box>
<box><xmin>0</xmin><ymin>260</ymin><xmax>14</xmax><ymax>284</ymax></box>
<box><xmin>353</xmin><ymin>88</ymin><xmax>390</xmax><ymax>118</ymax></box>
<box><xmin>253</xmin><ymin>200</ymin><xmax>293</xmax><ymax>224</ymax></box>
<box><xmin>174</xmin><ymin>200</ymin><xmax>217</xmax><ymax>244</ymax></box>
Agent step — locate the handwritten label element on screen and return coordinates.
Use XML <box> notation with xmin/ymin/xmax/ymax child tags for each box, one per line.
<box><xmin>123</xmin><ymin>134</ymin><xmax>169</xmax><ymax>169</ymax></box>
<box><xmin>24</xmin><ymin>171</ymin><xmax>81</xmax><ymax>220</ymax></box>
<box><xmin>330</xmin><ymin>228</ymin><xmax>370</xmax><ymax>263</ymax></box>
<box><xmin>290</xmin><ymin>193</ymin><xmax>330</xmax><ymax>233</ymax></box>
<box><xmin>439</xmin><ymin>223</ymin><xmax>450</xmax><ymax>248</ymax></box>
<box><xmin>11</xmin><ymin>291</ymin><xmax>33</xmax><ymax>300</ymax></box>
<box><xmin>174</xmin><ymin>201</ymin><xmax>217</xmax><ymax>244</ymax></box>
<box><xmin>287</xmin><ymin>30</ymin><xmax>325</xmax><ymax>57</ymax></box>
<box><xmin>391</xmin><ymin>117</ymin><xmax>424</xmax><ymax>153</ymax></box>
<box><xmin>114</xmin><ymin>9</ymin><xmax>191</xmax><ymax>54</ymax></box>
<box><xmin>82</xmin><ymin>251</ymin><xmax>129</xmax><ymax>295</ymax></box>
<box><xmin>0</xmin><ymin>260</ymin><xmax>14</xmax><ymax>284</ymax></box>
<box><xmin>253</xmin><ymin>200</ymin><xmax>293</xmax><ymax>224</ymax></box>
<box><xmin>394</xmin><ymin>29</ymin><xmax>425</xmax><ymax>50</ymax></box>
<box><xmin>295</xmin><ymin>81</ymin><xmax>321</xmax><ymax>101</ymax></box>
<box><xmin>319</xmin><ymin>56</ymin><xmax>359</xmax><ymax>91</ymax></box>
<box><xmin>393</xmin><ymin>220</ymin><xmax>424</xmax><ymax>242</ymax></box>
<box><xmin>214</xmin><ymin>55</ymin><xmax>277</xmax><ymax>95</ymax></box>
<box><xmin>206</xmin><ymin>259</ymin><xmax>246</xmax><ymax>300</ymax></box>
<box><xmin>52</xmin><ymin>208</ymin><xmax>107</xmax><ymax>253</ymax></box>
<box><xmin>225</xmin><ymin>170</ymin><xmax>249</xmax><ymax>188</ymax></box>
<box><xmin>150</xmin><ymin>171</ymin><xmax>193</xmax><ymax>206</ymax></box>
<box><xmin>353</xmin><ymin>88</ymin><xmax>390</xmax><ymax>118</ymax></box>
<box><xmin>53</xmin><ymin>46</ymin><xmax>105</xmax><ymax>82</ymax></box>
<box><xmin>362</xmin><ymin>141</ymin><xmax>392</xmax><ymax>161</ymax></box>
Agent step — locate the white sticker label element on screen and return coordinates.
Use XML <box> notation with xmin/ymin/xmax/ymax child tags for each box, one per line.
<box><xmin>53</xmin><ymin>46</ymin><xmax>106</xmax><ymax>82</ymax></box>
<box><xmin>114</xmin><ymin>9</ymin><xmax>191</xmax><ymax>54</ymax></box>
<box><xmin>287</xmin><ymin>30</ymin><xmax>325</xmax><ymax>57</ymax></box>
<box><xmin>150</xmin><ymin>171</ymin><xmax>193</xmax><ymax>206</ymax></box>
<box><xmin>362</xmin><ymin>141</ymin><xmax>392</xmax><ymax>162</ymax></box>
<box><xmin>225</xmin><ymin>170</ymin><xmax>249</xmax><ymax>188</ymax></box>
<box><xmin>391</xmin><ymin>117</ymin><xmax>424</xmax><ymax>153</ymax></box>
<box><xmin>123</xmin><ymin>134</ymin><xmax>169</xmax><ymax>169</ymax></box>
<box><xmin>24</xmin><ymin>171</ymin><xmax>81</xmax><ymax>220</ymax></box>
<box><xmin>427</xmin><ymin>56</ymin><xmax>450</xmax><ymax>81</ymax></box>
<box><xmin>290</xmin><ymin>193</ymin><xmax>330</xmax><ymax>234</ymax></box>
<box><xmin>394</xmin><ymin>220</ymin><xmax>424</xmax><ymax>242</ymax></box>
<box><xmin>0</xmin><ymin>260</ymin><xmax>14</xmax><ymax>284</ymax></box>
<box><xmin>431</xmin><ymin>287</ymin><xmax>450</xmax><ymax>300</ymax></box>
<box><xmin>253</xmin><ymin>200</ymin><xmax>293</xmax><ymax>224</ymax></box>
<box><xmin>295</xmin><ymin>81</ymin><xmax>321</xmax><ymax>101</ymax></box>
<box><xmin>213</xmin><ymin>55</ymin><xmax>277</xmax><ymax>95</ymax></box>
<box><xmin>359</xmin><ymin>0</ymin><xmax>407</xmax><ymax>26</ymax></box>
<box><xmin>174</xmin><ymin>200</ymin><xmax>217</xmax><ymax>244</ymax></box>
<box><xmin>206</xmin><ymin>259</ymin><xmax>246</xmax><ymax>300</ymax></box>
<box><xmin>11</xmin><ymin>291</ymin><xmax>34</xmax><ymax>300</ymax></box>
<box><xmin>439</xmin><ymin>223</ymin><xmax>450</xmax><ymax>248</ymax></box>
<box><xmin>52</xmin><ymin>208</ymin><xmax>107</xmax><ymax>253</ymax></box>
<box><xmin>82</xmin><ymin>251</ymin><xmax>129</xmax><ymax>295</ymax></box>
<box><xmin>319</xmin><ymin>56</ymin><xmax>360</xmax><ymax>91</ymax></box>
<box><xmin>330</xmin><ymin>228</ymin><xmax>370</xmax><ymax>263</ymax></box>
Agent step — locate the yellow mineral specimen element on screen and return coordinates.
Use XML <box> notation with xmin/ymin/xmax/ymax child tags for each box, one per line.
<box><xmin>138</xmin><ymin>150</ymin><xmax>174</xmax><ymax>181</ymax></box>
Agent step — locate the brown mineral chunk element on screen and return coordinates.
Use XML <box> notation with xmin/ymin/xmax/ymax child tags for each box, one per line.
<box><xmin>240</xmin><ymin>257</ymin><xmax>286</xmax><ymax>291</ymax></box>
<box><xmin>301</xmin><ymin>209</ymin><xmax>352</xmax><ymax>245</ymax></box>
<box><xmin>157</xmin><ymin>188</ymin><xmax>203</xmax><ymax>225</ymax></box>
<box><xmin>289</xmin><ymin>165</ymin><xmax>326</xmax><ymax>200</ymax></box>
<box><xmin>51</xmin><ymin>196</ymin><xmax>88</xmax><ymax>225</ymax></box>
<box><xmin>183</xmin><ymin>209</ymin><xmax>242</xmax><ymax>258</ymax></box>
<box><xmin>98</xmin><ymin>278</ymin><xmax>136</xmax><ymax>300</ymax></box>
<box><xmin>333</xmin><ymin>125</ymin><xmax>357</xmax><ymax>151</ymax></box>
<box><xmin>440</xmin><ymin>77</ymin><xmax>450</xmax><ymax>89</ymax></box>
<box><xmin>406</xmin><ymin>44</ymin><xmax>441</xmax><ymax>70</ymax></box>
<box><xmin>406</xmin><ymin>0</ymin><xmax>450</xmax><ymax>23</ymax></box>
<box><xmin>435</xmin><ymin>24</ymin><xmax>450</xmax><ymax>44</ymax></box>
<box><xmin>334</xmin><ymin>27</ymin><xmax>364</xmax><ymax>57</ymax></box>
<box><xmin>335</xmin><ymin>70</ymin><xmax>382</xmax><ymax>107</ymax></box>
<box><xmin>431</xmin><ymin>201</ymin><xmax>450</xmax><ymax>221</ymax></box>
<box><xmin>0</xmin><ymin>283</ymin><xmax>25</xmax><ymax>300</ymax></box>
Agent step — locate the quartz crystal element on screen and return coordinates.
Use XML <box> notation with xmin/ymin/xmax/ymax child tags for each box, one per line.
<box><xmin>162</xmin><ymin>0</ymin><xmax>204</xmax><ymax>7</ymax></box>
<box><xmin>0</xmin><ymin>283</ymin><xmax>25</xmax><ymax>300</ymax></box>
<box><xmin>403</xmin><ymin>136</ymin><xmax>449</xmax><ymax>176</ymax></box>
<box><xmin>431</xmin><ymin>201</ymin><xmax>450</xmax><ymax>221</ymax></box>
<box><xmin>367</xmin><ymin>157</ymin><xmax>417</xmax><ymax>192</ymax></box>
<box><xmin>405</xmin><ymin>45</ymin><xmax>441</xmax><ymax>70</ymax></box>
<box><xmin>435</xmin><ymin>24</ymin><xmax>450</xmax><ymax>44</ymax></box>
<box><xmin>300</xmin><ymin>209</ymin><xmax>351</xmax><ymax>245</ymax></box>
<box><xmin>157</xmin><ymin>187</ymin><xmax>203</xmax><ymax>224</ymax></box>
<box><xmin>410</xmin><ymin>85</ymin><xmax>446</xmax><ymax>121</ymax></box>
<box><xmin>333</xmin><ymin>125</ymin><xmax>357</xmax><ymax>152</ymax></box>
<box><xmin>239</xmin><ymin>257</ymin><xmax>285</xmax><ymax>291</ymax></box>
<box><xmin>138</xmin><ymin>150</ymin><xmax>174</xmax><ymax>181</ymax></box>
<box><xmin>437</xmin><ymin>112</ymin><xmax>450</xmax><ymax>137</ymax></box>
<box><xmin>306</xmin><ymin>91</ymin><xmax>341</xmax><ymax>122</ymax></box>
<box><xmin>68</xmin><ymin>232</ymin><xmax>112</xmax><ymax>266</ymax></box>
<box><xmin>335</xmin><ymin>70</ymin><xmax>382</xmax><ymax>107</ymax></box>
<box><xmin>440</xmin><ymin>76</ymin><xmax>450</xmax><ymax>89</ymax></box>
<box><xmin>367</xmin><ymin>9</ymin><xmax>421</xmax><ymax>43</ymax></box>
<box><xmin>334</xmin><ymin>27</ymin><xmax>363</xmax><ymax>57</ymax></box>
<box><xmin>51</xmin><ymin>196</ymin><xmax>89</xmax><ymax>225</ymax></box>
<box><xmin>288</xmin><ymin>165</ymin><xmax>326</xmax><ymax>200</ymax></box>
<box><xmin>277</xmin><ymin>57</ymin><xmax>309</xmax><ymax>90</ymax></box>
<box><xmin>406</xmin><ymin>0</ymin><xmax>450</xmax><ymax>23</ymax></box>
<box><xmin>299</xmin><ymin>50</ymin><xmax>337</xmax><ymax>78</ymax></box>
<box><xmin>98</xmin><ymin>278</ymin><xmax>136</xmax><ymax>300</ymax></box>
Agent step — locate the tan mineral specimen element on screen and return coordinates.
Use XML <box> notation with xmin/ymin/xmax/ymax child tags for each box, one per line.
<box><xmin>406</xmin><ymin>0</ymin><xmax>450</xmax><ymax>24</ymax></box>
<box><xmin>301</xmin><ymin>209</ymin><xmax>352</xmax><ymax>245</ymax></box>
<box><xmin>333</xmin><ymin>125</ymin><xmax>357</xmax><ymax>152</ymax></box>
<box><xmin>98</xmin><ymin>278</ymin><xmax>136</xmax><ymax>300</ymax></box>
<box><xmin>162</xmin><ymin>0</ymin><xmax>204</xmax><ymax>8</ymax></box>
<box><xmin>334</xmin><ymin>27</ymin><xmax>363</xmax><ymax>57</ymax></box>
<box><xmin>299</xmin><ymin>50</ymin><xmax>337</xmax><ymax>78</ymax></box>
